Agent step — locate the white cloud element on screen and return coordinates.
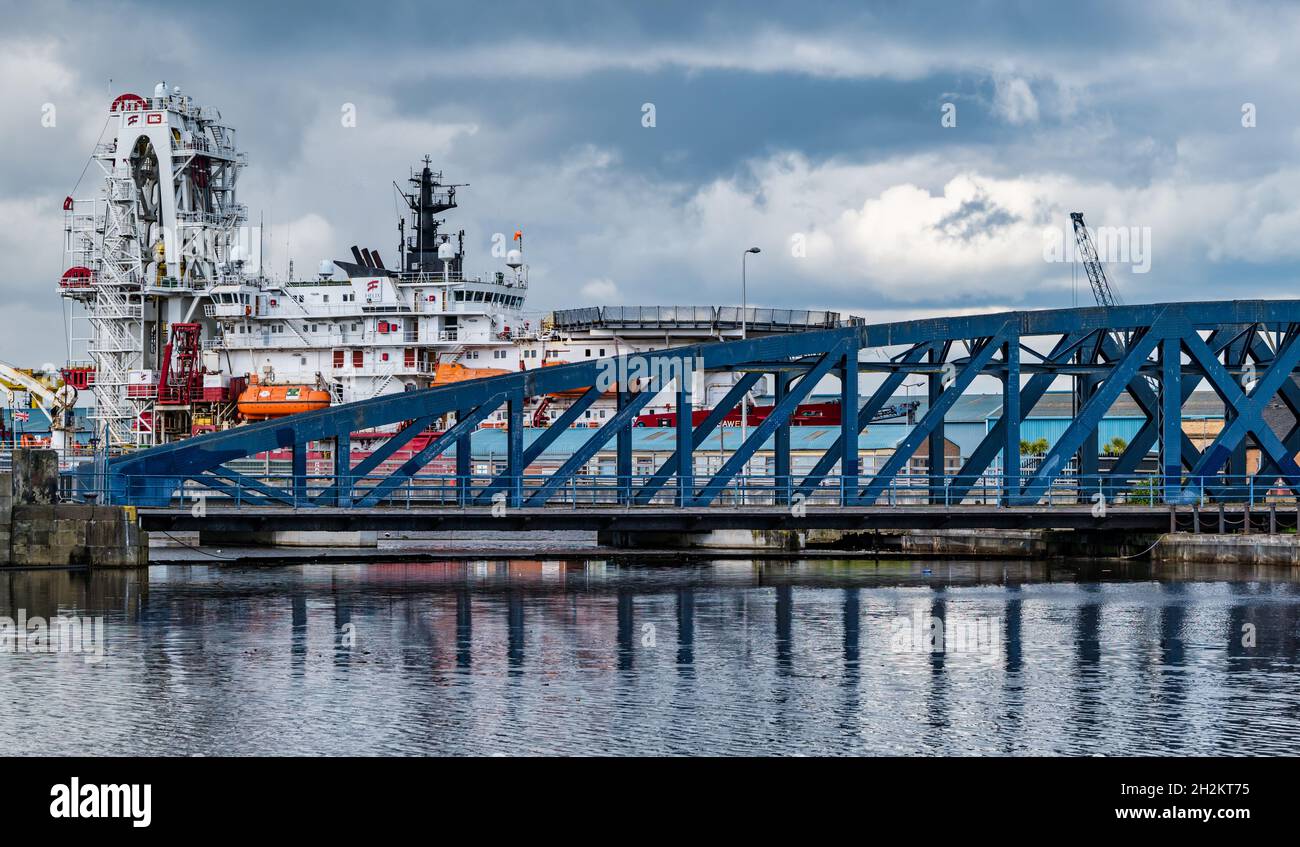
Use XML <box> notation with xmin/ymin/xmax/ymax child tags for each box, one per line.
<box><xmin>580</xmin><ymin>278</ymin><xmax>620</xmax><ymax>301</ymax></box>
<box><xmin>992</xmin><ymin>76</ymin><xmax>1039</xmax><ymax>125</ymax></box>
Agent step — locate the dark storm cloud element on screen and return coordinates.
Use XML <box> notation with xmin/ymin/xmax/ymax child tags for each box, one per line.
<box><xmin>3</xmin><ymin>0</ymin><xmax>1300</xmax><ymax>362</ymax></box>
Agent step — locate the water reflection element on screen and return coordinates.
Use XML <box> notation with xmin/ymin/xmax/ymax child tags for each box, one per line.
<box><xmin>1</xmin><ymin>560</ymin><xmax>1298</xmax><ymax>755</ymax></box>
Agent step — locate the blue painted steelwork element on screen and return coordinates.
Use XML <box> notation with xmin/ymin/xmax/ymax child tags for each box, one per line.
<box><xmin>93</xmin><ymin>299</ymin><xmax>1300</xmax><ymax>509</ymax></box>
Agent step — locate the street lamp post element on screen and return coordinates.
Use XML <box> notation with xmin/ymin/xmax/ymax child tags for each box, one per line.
<box><xmin>740</xmin><ymin>247</ymin><xmax>761</xmax><ymax>491</ymax></box>
<box><xmin>741</xmin><ymin>247</ymin><xmax>760</xmax><ymax>341</ymax></box>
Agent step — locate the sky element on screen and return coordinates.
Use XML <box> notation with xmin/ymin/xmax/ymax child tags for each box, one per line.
<box><xmin>3</xmin><ymin>0</ymin><xmax>1300</xmax><ymax>365</ymax></box>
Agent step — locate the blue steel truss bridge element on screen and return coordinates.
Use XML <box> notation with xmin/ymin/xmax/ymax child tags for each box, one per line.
<box><xmin>83</xmin><ymin>300</ymin><xmax>1300</xmax><ymax>529</ymax></box>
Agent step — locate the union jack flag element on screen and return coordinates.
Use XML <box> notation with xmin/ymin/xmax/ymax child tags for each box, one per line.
<box><xmin>12</xmin><ymin>411</ymin><xmax>29</xmax><ymax>422</ymax></box>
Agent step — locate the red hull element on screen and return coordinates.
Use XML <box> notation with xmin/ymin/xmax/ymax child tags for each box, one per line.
<box><xmin>634</xmin><ymin>401</ymin><xmax>842</xmax><ymax>428</ymax></box>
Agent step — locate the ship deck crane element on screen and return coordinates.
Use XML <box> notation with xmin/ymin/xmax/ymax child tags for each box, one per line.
<box><xmin>0</xmin><ymin>361</ymin><xmax>78</xmax><ymax>450</ymax></box>
<box><xmin>1070</xmin><ymin>211</ymin><xmax>1119</xmax><ymax>308</ymax></box>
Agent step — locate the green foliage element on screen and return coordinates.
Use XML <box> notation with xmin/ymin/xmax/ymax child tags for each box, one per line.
<box><xmin>1102</xmin><ymin>436</ymin><xmax>1128</xmax><ymax>457</ymax></box>
<box><xmin>1127</xmin><ymin>476</ymin><xmax>1159</xmax><ymax>505</ymax></box>
<box><xmin>1019</xmin><ymin>437</ymin><xmax>1049</xmax><ymax>456</ymax></box>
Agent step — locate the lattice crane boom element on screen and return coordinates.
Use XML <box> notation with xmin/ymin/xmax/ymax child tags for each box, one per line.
<box><xmin>1070</xmin><ymin>211</ymin><xmax>1119</xmax><ymax>308</ymax></box>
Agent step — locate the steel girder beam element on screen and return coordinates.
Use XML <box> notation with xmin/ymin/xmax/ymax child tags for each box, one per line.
<box><xmin>927</xmin><ymin>343</ymin><xmax>949</xmax><ymax>504</ymax></box>
<box><xmin>523</xmin><ymin>390</ymin><xmax>656</xmax><ymax>506</ymax></box>
<box><xmin>1183</xmin><ymin>327</ymin><xmax>1300</xmax><ymax>495</ymax></box>
<box><xmin>794</xmin><ymin>342</ymin><xmax>935</xmax><ymax>500</ymax></box>
<box><xmin>194</xmin><ymin>468</ymin><xmax>295</xmax><ymax>507</ymax></box>
<box><xmin>1013</xmin><ymin>324</ymin><xmax>1164</xmax><ymax>506</ymax></box>
<box><xmin>693</xmin><ymin>341</ymin><xmax>847</xmax><ymax>506</ymax></box>
<box><xmin>632</xmin><ymin>372</ymin><xmax>763</xmax><ymax>506</ymax></box>
<box><xmin>100</xmin><ymin>300</ymin><xmax>1300</xmax><ymax>509</ymax></box>
<box><xmin>1160</xmin><ymin>336</ymin><xmax>1183</xmax><ymax>500</ymax></box>
<box><xmin>774</xmin><ymin>370</ymin><xmax>795</xmax><ymax>504</ymax></box>
<box><xmin>1002</xmin><ymin>333</ymin><xmax>1020</xmax><ymax>505</ymax></box>
<box><xmin>861</xmin><ymin>328</ymin><xmax>1010</xmax><ymax>505</ymax></box>
<box><xmin>947</xmin><ymin>331</ymin><xmax>1083</xmax><ymax>504</ymax></box>
<box><xmin>475</xmin><ymin>383</ymin><xmax>604</xmax><ymax>505</ymax></box>
<box><xmin>312</xmin><ymin>413</ymin><xmax>438</xmax><ymax>506</ymax></box>
<box><xmin>354</xmin><ymin>398</ymin><xmax>504</xmax><ymax>507</ymax></box>
<box><xmin>1248</xmin><ymin>332</ymin><xmax>1300</xmax><ymax>487</ymax></box>
<box><xmin>840</xmin><ymin>336</ymin><xmax>861</xmax><ymax>503</ymax></box>
<box><xmin>105</xmin><ymin>329</ymin><xmax>856</xmax><ymax>506</ymax></box>
<box><xmin>1099</xmin><ymin>331</ymin><xmax>1221</xmax><ymax>483</ymax></box>
<box><xmin>675</xmin><ymin>374</ymin><xmax>693</xmax><ymax>507</ymax></box>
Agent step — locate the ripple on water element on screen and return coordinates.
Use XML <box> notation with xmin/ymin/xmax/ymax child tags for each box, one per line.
<box><xmin>0</xmin><ymin>561</ymin><xmax>1297</xmax><ymax>755</ymax></box>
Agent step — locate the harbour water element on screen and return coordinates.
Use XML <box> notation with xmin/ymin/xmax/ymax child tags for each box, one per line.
<box><xmin>1</xmin><ymin>559</ymin><xmax>1298</xmax><ymax>756</ymax></box>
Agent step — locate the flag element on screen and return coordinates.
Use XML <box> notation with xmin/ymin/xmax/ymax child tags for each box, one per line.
<box><xmin>513</xmin><ymin>230</ymin><xmax>522</xmax><ymax>241</ymax></box>
<box><xmin>13</xmin><ymin>411</ymin><xmax>29</xmax><ymax>422</ymax></box>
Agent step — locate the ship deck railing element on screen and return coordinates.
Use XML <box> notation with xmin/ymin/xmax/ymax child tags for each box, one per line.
<box><xmin>551</xmin><ymin>306</ymin><xmax>843</xmax><ymax>332</ymax></box>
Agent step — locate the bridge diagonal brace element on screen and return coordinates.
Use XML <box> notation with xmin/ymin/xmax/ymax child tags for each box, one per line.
<box><xmin>861</xmin><ymin>328</ymin><xmax>1009</xmax><ymax>505</ymax></box>
<box><xmin>191</xmin><ymin>469</ymin><xmax>293</xmax><ymax>508</ymax></box>
<box><xmin>353</xmin><ymin>397</ymin><xmax>505</xmax><ymax>507</ymax></box>
<box><xmin>1013</xmin><ymin>324</ymin><xmax>1163</xmax><ymax>506</ymax></box>
<box><xmin>692</xmin><ymin>341</ymin><xmax>847</xmax><ymax>507</ymax></box>
<box><xmin>1247</xmin><ymin>333</ymin><xmax>1300</xmax><ymax>486</ymax></box>
<box><xmin>794</xmin><ymin>341</ymin><xmax>936</xmax><ymax>500</ymax></box>
<box><xmin>474</xmin><ymin>383</ymin><xmax>605</xmax><ymax>504</ymax></box>
<box><xmin>632</xmin><ymin>372</ymin><xmax>764</xmax><ymax>506</ymax></box>
<box><xmin>523</xmin><ymin>390</ymin><xmax>656</xmax><ymax>507</ymax></box>
<box><xmin>948</xmin><ymin>330</ymin><xmax>1084</xmax><ymax>503</ymax></box>
<box><xmin>1099</xmin><ymin>334</ymin><xmax>1206</xmax><ymax>473</ymax></box>
<box><xmin>1183</xmin><ymin>328</ymin><xmax>1300</xmax><ymax>492</ymax></box>
<box><xmin>311</xmin><ymin>413</ymin><xmax>438</xmax><ymax>506</ymax></box>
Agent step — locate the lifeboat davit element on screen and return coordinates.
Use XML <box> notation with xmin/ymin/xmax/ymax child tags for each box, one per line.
<box><xmin>433</xmin><ymin>362</ymin><xmax>510</xmax><ymax>384</ymax></box>
<box><xmin>237</xmin><ymin>382</ymin><xmax>331</xmax><ymax>420</ymax></box>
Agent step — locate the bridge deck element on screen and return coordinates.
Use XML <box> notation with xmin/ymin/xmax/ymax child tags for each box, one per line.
<box><xmin>138</xmin><ymin>504</ymin><xmax>1225</xmax><ymax>534</ymax></box>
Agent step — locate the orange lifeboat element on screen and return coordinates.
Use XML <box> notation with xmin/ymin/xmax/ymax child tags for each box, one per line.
<box><xmin>542</xmin><ymin>359</ymin><xmax>619</xmax><ymax>399</ymax></box>
<box><xmin>432</xmin><ymin>362</ymin><xmax>510</xmax><ymax>384</ymax></box>
<box><xmin>237</xmin><ymin>381</ymin><xmax>331</xmax><ymax>420</ymax></box>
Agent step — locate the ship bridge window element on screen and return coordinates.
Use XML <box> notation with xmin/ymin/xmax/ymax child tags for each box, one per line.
<box><xmin>473</xmin><ymin>292</ymin><xmax>484</xmax><ymax>302</ymax></box>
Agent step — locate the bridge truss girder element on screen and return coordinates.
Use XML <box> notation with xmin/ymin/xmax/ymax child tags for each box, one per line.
<box><xmin>98</xmin><ymin>299</ymin><xmax>1300</xmax><ymax>509</ymax></box>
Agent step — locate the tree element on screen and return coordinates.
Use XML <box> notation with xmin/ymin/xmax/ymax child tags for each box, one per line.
<box><xmin>1019</xmin><ymin>437</ymin><xmax>1049</xmax><ymax>456</ymax></box>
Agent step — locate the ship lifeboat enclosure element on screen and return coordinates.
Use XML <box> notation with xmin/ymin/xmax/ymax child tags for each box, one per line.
<box><xmin>433</xmin><ymin>362</ymin><xmax>510</xmax><ymax>384</ymax></box>
<box><xmin>540</xmin><ymin>359</ymin><xmax>625</xmax><ymax>399</ymax></box>
<box><xmin>237</xmin><ymin>378</ymin><xmax>331</xmax><ymax>421</ymax></box>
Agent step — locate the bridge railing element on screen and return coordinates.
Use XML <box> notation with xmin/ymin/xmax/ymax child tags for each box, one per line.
<box><xmin>67</xmin><ymin>470</ymin><xmax>1293</xmax><ymax>510</ymax></box>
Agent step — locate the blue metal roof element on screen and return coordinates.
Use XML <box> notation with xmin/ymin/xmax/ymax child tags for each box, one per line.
<box><xmin>461</xmin><ymin>425</ymin><xmax>913</xmax><ymax>458</ymax></box>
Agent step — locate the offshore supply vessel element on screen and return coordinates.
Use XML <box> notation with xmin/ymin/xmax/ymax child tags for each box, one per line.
<box><xmin>54</xmin><ymin>83</ymin><xmax>852</xmax><ymax>453</ymax></box>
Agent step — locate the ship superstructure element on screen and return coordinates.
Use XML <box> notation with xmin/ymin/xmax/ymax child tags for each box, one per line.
<box><xmin>59</xmin><ymin>83</ymin><xmax>844</xmax><ymax>451</ymax></box>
